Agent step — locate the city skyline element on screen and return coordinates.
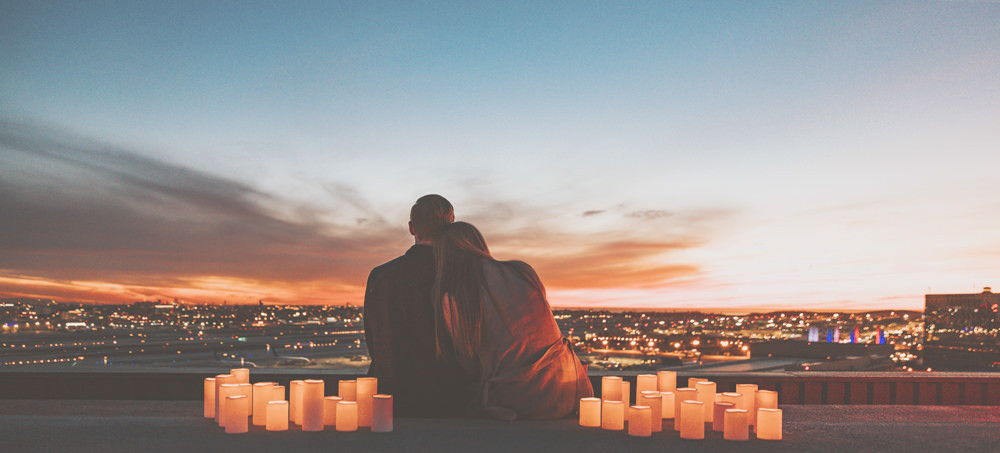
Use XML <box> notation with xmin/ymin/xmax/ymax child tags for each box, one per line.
<box><xmin>2</xmin><ymin>2</ymin><xmax>999</xmax><ymax>310</ymax></box>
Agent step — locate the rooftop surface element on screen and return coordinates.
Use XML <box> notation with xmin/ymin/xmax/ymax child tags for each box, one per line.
<box><xmin>1</xmin><ymin>401</ymin><xmax>998</xmax><ymax>452</ymax></box>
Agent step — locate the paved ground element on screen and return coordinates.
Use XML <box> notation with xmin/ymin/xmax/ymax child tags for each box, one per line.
<box><xmin>1</xmin><ymin>401</ymin><xmax>998</xmax><ymax>452</ymax></box>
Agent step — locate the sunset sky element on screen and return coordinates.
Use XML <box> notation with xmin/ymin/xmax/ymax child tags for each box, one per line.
<box><xmin>2</xmin><ymin>1</ymin><xmax>998</xmax><ymax>311</ymax></box>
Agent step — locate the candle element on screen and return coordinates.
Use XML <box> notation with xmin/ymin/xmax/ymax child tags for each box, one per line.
<box><xmin>636</xmin><ymin>374</ymin><xmax>657</xmax><ymax>395</ymax></box>
<box><xmin>357</xmin><ymin>377</ymin><xmax>377</xmax><ymax>427</ymax></box>
<box><xmin>720</xmin><ymin>392</ymin><xmax>743</xmax><ymax>408</ymax></box>
<box><xmin>579</xmin><ymin>397</ymin><xmax>601</xmax><ymax>427</ymax></box>
<box><xmin>754</xmin><ymin>390</ymin><xmax>778</xmax><ymax>429</ymax></box>
<box><xmin>735</xmin><ymin>384</ymin><xmax>758</xmax><ymax>425</ymax></box>
<box><xmin>301</xmin><ymin>379</ymin><xmax>325</xmax><ymax>431</ymax></box>
<box><xmin>673</xmin><ymin>388</ymin><xmax>697</xmax><ymax>431</ymax></box>
<box><xmin>289</xmin><ymin>380</ymin><xmax>304</xmax><ymax>424</ymax></box>
<box><xmin>214</xmin><ymin>374</ymin><xmax>236</xmax><ymax>424</ymax></box>
<box><xmin>372</xmin><ymin>394</ymin><xmax>393</xmax><ymax>432</ymax></box>
<box><xmin>601</xmin><ymin>376</ymin><xmax>622</xmax><ymax>402</ymax></box>
<box><xmin>621</xmin><ymin>381</ymin><xmax>631</xmax><ymax>407</ymax></box>
<box><xmin>237</xmin><ymin>383</ymin><xmax>252</xmax><ymax>416</ymax></box>
<box><xmin>272</xmin><ymin>385</ymin><xmax>285</xmax><ymax>402</ymax></box>
<box><xmin>230</xmin><ymin>368</ymin><xmax>250</xmax><ymax>384</ymax></box>
<box><xmin>695</xmin><ymin>381</ymin><xmax>716</xmax><ymax>422</ymax></box>
<box><xmin>688</xmin><ymin>377</ymin><xmax>706</xmax><ymax>388</ymax></box>
<box><xmin>628</xmin><ymin>406</ymin><xmax>652</xmax><ymax>437</ymax></box>
<box><xmin>339</xmin><ymin>380</ymin><xmax>357</xmax><ymax>401</ymax></box>
<box><xmin>336</xmin><ymin>401</ymin><xmax>358</xmax><ymax>432</ymax></box>
<box><xmin>660</xmin><ymin>391</ymin><xmax>675</xmax><ymax>419</ymax></box>
<box><xmin>679</xmin><ymin>400</ymin><xmax>705</xmax><ymax>440</ymax></box>
<box><xmin>657</xmin><ymin>370</ymin><xmax>676</xmax><ymax>393</ymax></box>
<box><xmin>713</xmin><ymin>401</ymin><xmax>735</xmax><ymax>431</ymax></box>
<box><xmin>756</xmin><ymin>408</ymin><xmax>782</xmax><ymax>440</ymax></box>
<box><xmin>204</xmin><ymin>377</ymin><xmax>216</xmax><ymax>418</ymax></box>
<box><xmin>217</xmin><ymin>383</ymin><xmax>241</xmax><ymax>427</ymax></box>
<box><xmin>601</xmin><ymin>400</ymin><xmax>624</xmax><ymax>430</ymax></box>
<box><xmin>266</xmin><ymin>401</ymin><xmax>289</xmax><ymax>431</ymax></box>
<box><xmin>252</xmin><ymin>382</ymin><xmax>275</xmax><ymax>426</ymax></box>
<box><xmin>324</xmin><ymin>396</ymin><xmax>342</xmax><ymax>426</ymax></box>
<box><xmin>723</xmin><ymin>409</ymin><xmax>749</xmax><ymax>441</ymax></box>
<box><xmin>639</xmin><ymin>392</ymin><xmax>662</xmax><ymax>432</ymax></box>
<box><xmin>225</xmin><ymin>395</ymin><xmax>249</xmax><ymax>434</ymax></box>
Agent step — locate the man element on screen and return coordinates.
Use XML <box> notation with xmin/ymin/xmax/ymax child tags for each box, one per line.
<box><xmin>363</xmin><ymin>194</ymin><xmax>470</xmax><ymax>417</ymax></box>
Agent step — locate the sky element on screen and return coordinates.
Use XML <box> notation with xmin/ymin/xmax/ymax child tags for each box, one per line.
<box><xmin>1</xmin><ymin>1</ymin><xmax>999</xmax><ymax>311</ymax></box>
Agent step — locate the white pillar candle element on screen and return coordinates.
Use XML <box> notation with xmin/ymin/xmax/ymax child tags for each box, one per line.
<box><xmin>621</xmin><ymin>381</ymin><xmax>631</xmax><ymax>407</ymax></box>
<box><xmin>679</xmin><ymin>400</ymin><xmax>705</xmax><ymax>440</ymax></box>
<box><xmin>639</xmin><ymin>392</ymin><xmax>662</xmax><ymax>432</ymax></box>
<box><xmin>272</xmin><ymin>385</ymin><xmax>285</xmax><ymax>402</ymax></box>
<box><xmin>217</xmin><ymin>383</ymin><xmax>241</xmax><ymax>427</ymax></box>
<box><xmin>628</xmin><ymin>406</ymin><xmax>652</xmax><ymax>437</ymax></box>
<box><xmin>695</xmin><ymin>381</ymin><xmax>717</xmax><ymax>422</ymax></box>
<box><xmin>754</xmin><ymin>390</ymin><xmax>778</xmax><ymax>429</ymax></box>
<box><xmin>713</xmin><ymin>401</ymin><xmax>735</xmax><ymax>432</ymax></box>
<box><xmin>657</xmin><ymin>370</ymin><xmax>676</xmax><ymax>393</ymax></box>
<box><xmin>237</xmin><ymin>383</ymin><xmax>252</xmax><ymax>416</ymax></box>
<box><xmin>339</xmin><ymin>380</ymin><xmax>357</xmax><ymax>401</ymax></box>
<box><xmin>301</xmin><ymin>379</ymin><xmax>325</xmax><ymax>431</ymax></box>
<box><xmin>214</xmin><ymin>374</ymin><xmax>236</xmax><ymax>423</ymax></box>
<box><xmin>723</xmin><ymin>409</ymin><xmax>749</xmax><ymax>441</ymax></box>
<box><xmin>356</xmin><ymin>377</ymin><xmax>377</xmax><ymax>427</ymax></box>
<box><xmin>756</xmin><ymin>408</ymin><xmax>782</xmax><ymax>440</ymax></box>
<box><xmin>688</xmin><ymin>377</ymin><xmax>706</xmax><ymax>388</ymax></box>
<box><xmin>601</xmin><ymin>400</ymin><xmax>624</xmax><ymax>430</ymax></box>
<box><xmin>673</xmin><ymin>388</ymin><xmax>697</xmax><ymax>431</ymax></box>
<box><xmin>204</xmin><ymin>377</ymin><xmax>216</xmax><ymax>418</ymax></box>
<box><xmin>324</xmin><ymin>396</ymin><xmax>343</xmax><ymax>426</ymax></box>
<box><xmin>372</xmin><ymin>394</ymin><xmax>393</xmax><ymax>432</ymax></box>
<box><xmin>252</xmin><ymin>382</ymin><xmax>275</xmax><ymax>426</ymax></box>
<box><xmin>720</xmin><ymin>392</ymin><xmax>743</xmax><ymax>408</ymax></box>
<box><xmin>225</xmin><ymin>395</ymin><xmax>249</xmax><ymax>434</ymax></box>
<box><xmin>660</xmin><ymin>391</ymin><xmax>675</xmax><ymax>419</ymax></box>
<box><xmin>636</xmin><ymin>374</ymin><xmax>657</xmax><ymax>395</ymax></box>
<box><xmin>230</xmin><ymin>368</ymin><xmax>250</xmax><ymax>384</ymax></box>
<box><xmin>336</xmin><ymin>401</ymin><xmax>358</xmax><ymax>432</ymax></box>
<box><xmin>289</xmin><ymin>380</ymin><xmax>304</xmax><ymax>424</ymax></box>
<box><xmin>601</xmin><ymin>376</ymin><xmax>622</xmax><ymax>402</ymax></box>
<box><xmin>735</xmin><ymin>384</ymin><xmax>758</xmax><ymax>425</ymax></box>
<box><xmin>266</xmin><ymin>401</ymin><xmax>288</xmax><ymax>431</ymax></box>
<box><xmin>579</xmin><ymin>397</ymin><xmax>601</xmax><ymax>427</ymax></box>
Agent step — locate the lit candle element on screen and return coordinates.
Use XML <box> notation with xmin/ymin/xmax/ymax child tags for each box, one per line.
<box><xmin>601</xmin><ymin>376</ymin><xmax>622</xmax><ymax>402</ymax></box>
<box><xmin>289</xmin><ymin>380</ymin><xmax>304</xmax><ymax>424</ymax></box>
<box><xmin>237</xmin><ymin>383</ymin><xmax>252</xmax><ymax>416</ymax></box>
<box><xmin>266</xmin><ymin>400</ymin><xmax>288</xmax><ymax>431</ymax></box>
<box><xmin>723</xmin><ymin>408</ymin><xmax>749</xmax><ymax>441</ymax></box>
<box><xmin>628</xmin><ymin>406</ymin><xmax>652</xmax><ymax>437</ymax></box>
<box><xmin>679</xmin><ymin>400</ymin><xmax>705</xmax><ymax>440</ymax></box>
<box><xmin>214</xmin><ymin>374</ymin><xmax>236</xmax><ymax>424</ymax></box>
<box><xmin>673</xmin><ymin>388</ymin><xmax>697</xmax><ymax>431</ymax></box>
<box><xmin>756</xmin><ymin>408</ymin><xmax>782</xmax><ymax>440</ymax></box>
<box><xmin>225</xmin><ymin>395</ymin><xmax>249</xmax><ymax>434</ymax></box>
<box><xmin>230</xmin><ymin>368</ymin><xmax>250</xmax><ymax>384</ymax></box>
<box><xmin>660</xmin><ymin>391</ymin><xmax>675</xmax><ymax>419</ymax></box>
<box><xmin>336</xmin><ymin>401</ymin><xmax>358</xmax><ymax>432</ymax></box>
<box><xmin>754</xmin><ymin>390</ymin><xmax>778</xmax><ymax>430</ymax></box>
<box><xmin>217</xmin><ymin>383</ymin><xmax>241</xmax><ymax>427</ymax></box>
<box><xmin>372</xmin><ymin>394</ymin><xmax>393</xmax><ymax>432</ymax></box>
<box><xmin>252</xmin><ymin>382</ymin><xmax>275</xmax><ymax>426</ymax></box>
<box><xmin>204</xmin><ymin>377</ymin><xmax>216</xmax><ymax>418</ymax></box>
<box><xmin>713</xmin><ymin>401</ymin><xmax>735</xmax><ymax>431</ymax></box>
<box><xmin>301</xmin><ymin>379</ymin><xmax>325</xmax><ymax>431</ymax></box>
<box><xmin>657</xmin><ymin>370</ymin><xmax>676</xmax><ymax>393</ymax></box>
<box><xmin>579</xmin><ymin>397</ymin><xmax>601</xmax><ymax>427</ymax></box>
<box><xmin>688</xmin><ymin>377</ymin><xmax>706</xmax><ymax>388</ymax></box>
<box><xmin>324</xmin><ymin>396</ymin><xmax>342</xmax><ymax>426</ymax></box>
<box><xmin>339</xmin><ymin>379</ymin><xmax>357</xmax><ymax>401</ymax></box>
<box><xmin>720</xmin><ymin>392</ymin><xmax>743</xmax><ymax>408</ymax></box>
<box><xmin>356</xmin><ymin>377</ymin><xmax>377</xmax><ymax>427</ymax></box>
<box><xmin>621</xmin><ymin>381</ymin><xmax>631</xmax><ymax>407</ymax></box>
<box><xmin>272</xmin><ymin>385</ymin><xmax>285</xmax><ymax>402</ymax></box>
<box><xmin>735</xmin><ymin>384</ymin><xmax>758</xmax><ymax>425</ymax></box>
<box><xmin>639</xmin><ymin>392</ymin><xmax>662</xmax><ymax>432</ymax></box>
<box><xmin>636</xmin><ymin>374</ymin><xmax>657</xmax><ymax>395</ymax></box>
<box><xmin>601</xmin><ymin>400</ymin><xmax>624</xmax><ymax>430</ymax></box>
<box><xmin>695</xmin><ymin>381</ymin><xmax>716</xmax><ymax>422</ymax></box>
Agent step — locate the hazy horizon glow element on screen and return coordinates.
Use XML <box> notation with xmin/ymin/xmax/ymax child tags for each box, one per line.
<box><xmin>2</xmin><ymin>2</ymin><xmax>999</xmax><ymax>310</ymax></box>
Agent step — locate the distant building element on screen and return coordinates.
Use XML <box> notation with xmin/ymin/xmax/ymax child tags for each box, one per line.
<box><xmin>923</xmin><ymin>287</ymin><xmax>1000</xmax><ymax>370</ymax></box>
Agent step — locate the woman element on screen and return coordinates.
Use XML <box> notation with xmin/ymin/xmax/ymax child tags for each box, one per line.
<box><xmin>432</xmin><ymin>221</ymin><xmax>593</xmax><ymax>420</ymax></box>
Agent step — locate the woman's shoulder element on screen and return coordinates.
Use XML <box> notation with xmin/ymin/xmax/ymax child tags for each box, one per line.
<box><xmin>486</xmin><ymin>259</ymin><xmax>543</xmax><ymax>290</ymax></box>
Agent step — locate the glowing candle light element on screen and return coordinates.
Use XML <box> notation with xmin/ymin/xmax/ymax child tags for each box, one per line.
<box><xmin>339</xmin><ymin>380</ymin><xmax>357</xmax><ymax>401</ymax></box>
<box><xmin>579</xmin><ymin>397</ymin><xmax>601</xmax><ymax>427</ymax></box>
<box><xmin>336</xmin><ymin>401</ymin><xmax>358</xmax><ymax>432</ymax></box>
<box><xmin>628</xmin><ymin>406</ymin><xmax>652</xmax><ymax>437</ymax></box>
<box><xmin>695</xmin><ymin>381</ymin><xmax>717</xmax><ymax>422</ymax></box>
<box><xmin>688</xmin><ymin>377</ymin><xmax>706</xmax><ymax>388</ymax></box>
<box><xmin>272</xmin><ymin>385</ymin><xmax>285</xmax><ymax>402</ymax></box>
<box><xmin>204</xmin><ymin>377</ymin><xmax>216</xmax><ymax>418</ymax></box>
<box><xmin>754</xmin><ymin>390</ymin><xmax>778</xmax><ymax>430</ymax></box>
<box><xmin>657</xmin><ymin>370</ymin><xmax>677</xmax><ymax>393</ymax></box>
<box><xmin>673</xmin><ymin>388</ymin><xmax>697</xmax><ymax>431</ymax></box>
<box><xmin>621</xmin><ymin>381</ymin><xmax>631</xmax><ymax>407</ymax></box>
<box><xmin>679</xmin><ymin>400</ymin><xmax>705</xmax><ymax>440</ymax></box>
<box><xmin>357</xmin><ymin>377</ymin><xmax>377</xmax><ymax>427</ymax></box>
<box><xmin>289</xmin><ymin>380</ymin><xmax>304</xmax><ymax>424</ymax></box>
<box><xmin>723</xmin><ymin>409</ymin><xmax>749</xmax><ymax>441</ymax></box>
<box><xmin>237</xmin><ymin>383</ymin><xmax>252</xmax><ymax>416</ymax></box>
<box><xmin>230</xmin><ymin>368</ymin><xmax>250</xmax><ymax>384</ymax></box>
<box><xmin>601</xmin><ymin>376</ymin><xmax>622</xmax><ymax>402</ymax></box>
<box><xmin>713</xmin><ymin>401</ymin><xmax>735</xmax><ymax>431</ymax></box>
<box><xmin>252</xmin><ymin>382</ymin><xmax>275</xmax><ymax>426</ymax></box>
<box><xmin>214</xmin><ymin>374</ymin><xmax>236</xmax><ymax>424</ymax></box>
<box><xmin>720</xmin><ymin>392</ymin><xmax>743</xmax><ymax>409</ymax></box>
<box><xmin>601</xmin><ymin>400</ymin><xmax>624</xmax><ymax>430</ymax></box>
<box><xmin>636</xmin><ymin>374</ymin><xmax>657</xmax><ymax>395</ymax></box>
<box><xmin>225</xmin><ymin>395</ymin><xmax>249</xmax><ymax>434</ymax></box>
<box><xmin>372</xmin><ymin>394</ymin><xmax>393</xmax><ymax>432</ymax></box>
<box><xmin>756</xmin><ymin>408</ymin><xmax>782</xmax><ymax>440</ymax></box>
<box><xmin>639</xmin><ymin>392</ymin><xmax>662</xmax><ymax>432</ymax></box>
<box><xmin>735</xmin><ymin>384</ymin><xmax>758</xmax><ymax>425</ymax></box>
<box><xmin>324</xmin><ymin>396</ymin><xmax>343</xmax><ymax>426</ymax></box>
<box><xmin>301</xmin><ymin>379</ymin><xmax>325</xmax><ymax>431</ymax></box>
<box><xmin>266</xmin><ymin>401</ymin><xmax>289</xmax><ymax>431</ymax></box>
<box><xmin>217</xmin><ymin>383</ymin><xmax>241</xmax><ymax>427</ymax></box>
<box><xmin>660</xmin><ymin>391</ymin><xmax>675</xmax><ymax>419</ymax></box>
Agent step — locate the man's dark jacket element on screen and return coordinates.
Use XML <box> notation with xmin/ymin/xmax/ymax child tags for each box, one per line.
<box><xmin>363</xmin><ymin>245</ymin><xmax>470</xmax><ymax>417</ymax></box>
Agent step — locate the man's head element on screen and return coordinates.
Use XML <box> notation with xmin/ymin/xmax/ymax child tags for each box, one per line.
<box><xmin>409</xmin><ymin>194</ymin><xmax>454</xmax><ymax>243</ymax></box>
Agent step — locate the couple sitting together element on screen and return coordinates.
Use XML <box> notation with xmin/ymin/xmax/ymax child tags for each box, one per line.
<box><xmin>363</xmin><ymin>194</ymin><xmax>594</xmax><ymax>420</ymax></box>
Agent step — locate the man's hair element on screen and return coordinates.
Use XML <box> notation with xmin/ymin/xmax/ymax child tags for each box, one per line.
<box><xmin>410</xmin><ymin>194</ymin><xmax>454</xmax><ymax>239</ymax></box>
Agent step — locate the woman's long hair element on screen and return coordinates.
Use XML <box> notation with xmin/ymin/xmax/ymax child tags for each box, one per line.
<box><xmin>432</xmin><ymin>221</ymin><xmax>491</xmax><ymax>362</ymax></box>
